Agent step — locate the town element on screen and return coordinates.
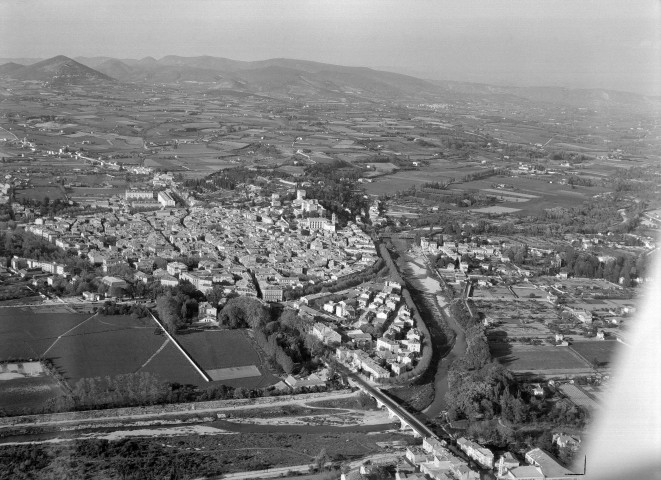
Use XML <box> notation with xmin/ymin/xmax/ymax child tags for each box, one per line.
<box><xmin>0</xmin><ymin>46</ymin><xmax>658</xmax><ymax>480</ymax></box>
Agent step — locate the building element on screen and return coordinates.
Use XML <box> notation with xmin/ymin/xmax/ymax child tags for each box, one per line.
<box><xmin>100</xmin><ymin>276</ymin><xmax>128</xmax><ymax>290</ymax></box>
<box><xmin>406</xmin><ymin>446</ymin><xmax>432</xmax><ymax>464</ymax></box>
<box><xmin>312</xmin><ymin>322</ymin><xmax>342</xmax><ymax>345</ymax></box>
<box><xmin>457</xmin><ymin>437</ymin><xmax>494</xmax><ymax>468</ymax></box>
<box><xmin>166</xmin><ymin>261</ymin><xmax>188</xmax><ymax>277</ymax></box>
<box><xmin>262</xmin><ymin>286</ymin><xmax>284</xmax><ymax>302</ymax></box>
<box><xmin>125</xmin><ymin>190</ymin><xmax>154</xmax><ymax>200</ymax></box>
<box><xmin>521</xmin><ymin>448</ymin><xmax>575</xmax><ymax>479</ymax></box>
<box><xmin>497</xmin><ymin>453</ymin><xmax>520</xmax><ymax>477</ymax></box>
<box><xmin>180</xmin><ymin>270</ymin><xmax>213</xmax><ymax>293</ymax></box>
<box><xmin>157</xmin><ymin>190</ymin><xmax>176</xmax><ymax>207</ymax></box>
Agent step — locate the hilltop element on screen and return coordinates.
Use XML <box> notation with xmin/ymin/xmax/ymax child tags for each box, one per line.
<box><xmin>0</xmin><ymin>55</ymin><xmax>113</xmax><ymax>85</ymax></box>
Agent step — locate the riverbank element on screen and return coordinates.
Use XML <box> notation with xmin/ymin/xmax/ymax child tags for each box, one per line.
<box><xmin>390</xmin><ymin>239</ymin><xmax>467</xmax><ymax>417</ymax></box>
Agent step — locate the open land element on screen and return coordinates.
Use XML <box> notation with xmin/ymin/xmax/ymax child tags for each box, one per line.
<box><xmin>490</xmin><ymin>343</ymin><xmax>593</xmax><ymax>376</ymax></box>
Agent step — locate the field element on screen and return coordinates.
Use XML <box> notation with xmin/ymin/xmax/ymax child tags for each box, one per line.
<box><xmin>46</xmin><ymin>314</ymin><xmax>203</xmax><ymax>385</ymax></box>
<box><xmin>177</xmin><ymin>330</ymin><xmax>279</xmax><ymax>389</ymax></box>
<box><xmin>14</xmin><ymin>185</ymin><xmax>66</xmax><ymax>202</ymax></box>
<box><xmin>0</xmin><ymin>307</ymin><xmax>89</xmax><ymax>360</ymax></box>
<box><xmin>0</xmin><ymin>308</ymin><xmax>204</xmax><ymax>387</ymax></box>
<box><xmin>490</xmin><ymin>343</ymin><xmax>592</xmax><ymax>375</ymax></box>
<box><xmin>569</xmin><ymin>340</ymin><xmax>620</xmax><ymax>368</ymax></box>
<box><xmin>472</xmin><ymin>206</ymin><xmax>521</xmax><ymax>214</ymax></box>
<box><xmin>0</xmin><ymin>362</ymin><xmax>65</xmax><ymax>414</ymax></box>
<box><xmin>458</xmin><ymin>176</ymin><xmax>606</xmax><ymax>215</ymax></box>
<box><xmin>363</xmin><ymin>158</ymin><xmax>486</xmax><ymax>195</ymax></box>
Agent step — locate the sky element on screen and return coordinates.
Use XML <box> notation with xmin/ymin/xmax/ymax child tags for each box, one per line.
<box><xmin>1</xmin><ymin>0</ymin><xmax>659</xmax><ymax>95</ymax></box>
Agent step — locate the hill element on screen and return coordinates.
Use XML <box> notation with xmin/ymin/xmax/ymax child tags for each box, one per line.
<box><xmin>1</xmin><ymin>55</ymin><xmax>113</xmax><ymax>84</ymax></box>
<box><xmin>78</xmin><ymin>55</ymin><xmax>443</xmax><ymax>101</ymax></box>
<box><xmin>0</xmin><ymin>62</ymin><xmax>25</xmax><ymax>75</ymax></box>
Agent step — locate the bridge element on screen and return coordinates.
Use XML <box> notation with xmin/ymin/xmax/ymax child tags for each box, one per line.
<box><xmin>345</xmin><ymin>369</ymin><xmax>436</xmax><ymax>438</ymax></box>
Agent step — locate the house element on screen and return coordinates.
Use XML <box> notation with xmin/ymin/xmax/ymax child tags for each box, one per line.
<box><xmin>134</xmin><ymin>271</ymin><xmax>150</xmax><ymax>284</ymax></box>
<box><xmin>406</xmin><ymin>446</ymin><xmax>432</xmax><ymax>465</ymax></box>
<box><xmin>312</xmin><ymin>322</ymin><xmax>342</xmax><ymax>345</ymax></box>
<box><xmin>523</xmin><ymin>448</ymin><xmax>575</xmax><ymax>479</ymax></box>
<box><xmin>159</xmin><ymin>274</ymin><xmax>179</xmax><ymax>287</ymax></box>
<box><xmin>423</xmin><ymin>437</ymin><xmax>446</xmax><ymax>456</ymax></box>
<box><xmin>496</xmin><ymin>452</ymin><xmax>520</xmax><ymax>477</ymax></box>
<box><xmin>82</xmin><ymin>291</ymin><xmax>101</xmax><ymax>301</ymax></box>
<box><xmin>457</xmin><ymin>437</ymin><xmax>494</xmax><ymax>468</ymax></box>
<box><xmin>553</xmin><ymin>433</ymin><xmax>581</xmax><ymax>450</ymax></box>
<box><xmin>532</xmin><ymin>383</ymin><xmax>545</xmax><ymax>397</ymax></box>
<box><xmin>101</xmin><ymin>276</ymin><xmax>128</xmax><ymax>290</ymax></box>
<box><xmin>347</xmin><ymin>329</ymin><xmax>373</xmax><ymax>348</ymax></box>
<box><xmin>284</xmin><ymin>371</ymin><xmax>327</xmax><ymax>389</ymax></box>
<box><xmin>377</xmin><ymin>337</ymin><xmax>400</xmax><ymax>354</ymax></box>
<box><xmin>166</xmin><ymin>261</ymin><xmax>188</xmax><ymax>277</ymax></box>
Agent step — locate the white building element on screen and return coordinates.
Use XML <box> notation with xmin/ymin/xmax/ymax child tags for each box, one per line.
<box><xmin>157</xmin><ymin>190</ymin><xmax>176</xmax><ymax>207</ymax></box>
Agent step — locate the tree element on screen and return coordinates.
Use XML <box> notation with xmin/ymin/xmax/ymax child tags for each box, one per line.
<box><xmin>313</xmin><ymin>448</ymin><xmax>328</xmax><ymax>471</ymax></box>
<box><xmin>218</xmin><ymin>296</ymin><xmax>269</xmax><ymax>329</ymax></box>
<box><xmin>156</xmin><ymin>294</ymin><xmax>183</xmax><ymax>332</ymax></box>
<box><xmin>205</xmin><ymin>285</ymin><xmax>225</xmax><ymax>307</ymax></box>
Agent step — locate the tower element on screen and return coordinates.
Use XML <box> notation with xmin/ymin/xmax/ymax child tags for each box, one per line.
<box><xmin>331</xmin><ymin>213</ymin><xmax>337</xmax><ymax>225</ymax></box>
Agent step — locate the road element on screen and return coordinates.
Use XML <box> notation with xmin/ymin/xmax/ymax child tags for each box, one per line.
<box><xmin>218</xmin><ymin>452</ymin><xmax>402</xmax><ymax>479</ymax></box>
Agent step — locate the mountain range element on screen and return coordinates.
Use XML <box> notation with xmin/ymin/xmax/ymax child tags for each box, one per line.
<box><xmin>0</xmin><ymin>55</ymin><xmax>658</xmax><ymax>110</ymax></box>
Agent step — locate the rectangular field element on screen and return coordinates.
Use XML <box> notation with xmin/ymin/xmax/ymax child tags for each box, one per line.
<box><xmin>490</xmin><ymin>343</ymin><xmax>591</xmax><ymax>374</ymax></box>
<box><xmin>207</xmin><ymin>365</ymin><xmax>261</xmax><ymax>381</ymax></box>
<box><xmin>177</xmin><ymin>330</ymin><xmax>279</xmax><ymax>389</ymax></box>
<box><xmin>0</xmin><ymin>373</ymin><xmax>65</xmax><ymax>414</ymax></box>
<box><xmin>569</xmin><ymin>341</ymin><xmax>620</xmax><ymax>368</ymax></box>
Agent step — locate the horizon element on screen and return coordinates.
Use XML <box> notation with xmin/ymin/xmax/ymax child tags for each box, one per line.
<box><xmin>1</xmin><ymin>52</ymin><xmax>659</xmax><ymax>98</ymax></box>
<box><xmin>1</xmin><ymin>0</ymin><xmax>659</xmax><ymax>97</ymax></box>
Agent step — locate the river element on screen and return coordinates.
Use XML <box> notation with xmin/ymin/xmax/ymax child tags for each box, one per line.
<box><xmin>392</xmin><ymin>240</ymin><xmax>467</xmax><ymax>418</ymax></box>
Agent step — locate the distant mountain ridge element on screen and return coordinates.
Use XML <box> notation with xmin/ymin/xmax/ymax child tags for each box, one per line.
<box><xmin>0</xmin><ymin>55</ymin><xmax>658</xmax><ymax>109</ymax></box>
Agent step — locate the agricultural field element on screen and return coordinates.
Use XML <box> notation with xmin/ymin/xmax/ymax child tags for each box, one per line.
<box><xmin>457</xmin><ymin>176</ymin><xmax>607</xmax><ymax>215</ymax></box>
<box><xmin>476</xmin><ymin>299</ymin><xmax>559</xmax><ymax>339</ymax></box>
<box><xmin>0</xmin><ymin>362</ymin><xmax>65</xmax><ymax>414</ymax></box>
<box><xmin>0</xmin><ymin>307</ymin><xmax>89</xmax><ymax>360</ymax></box>
<box><xmin>0</xmin><ymin>308</ymin><xmax>205</xmax><ymax>387</ymax></box>
<box><xmin>177</xmin><ymin>329</ymin><xmax>279</xmax><ymax>389</ymax></box>
<box><xmin>569</xmin><ymin>340</ymin><xmax>621</xmax><ymax>368</ymax></box>
<box><xmin>363</xmin><ymin>158</ymin><xmax>486</xmax><ymax>195</ymax></box>
<box><xmin>45</xmin><ymin>314</ymin><xmax>201</xmax><ymax>385</ymax></box>
<box><xmin>490</xmin><ymin>343</ymin><xmax>593</xmax><ymax>376</ymax></box>
<box><xmin>13</xmin><ymin>185</ymin><xmax>66</xmax><ymax>202</ymax></box>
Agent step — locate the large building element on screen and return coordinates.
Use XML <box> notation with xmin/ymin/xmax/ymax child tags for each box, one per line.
<box><xmin>262</xmin><ymin>286</ymin><xmax>284</xmax><ymax>302</ymax></box>
<box><xmin>125</xmin><ymin>190</ymin><xmax>154</xmax><ymax>200</ymax></box>
<box><xmin>157</xmin><ymin>190</ymin><xmax>176</xmax><ymax>207</ymax></box>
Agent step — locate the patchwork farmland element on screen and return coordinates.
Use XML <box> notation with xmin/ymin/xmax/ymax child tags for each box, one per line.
<box><xmin>0</xmin><ymin>307</ymin><xmax>276</xmax><ymax>412</ymax></box>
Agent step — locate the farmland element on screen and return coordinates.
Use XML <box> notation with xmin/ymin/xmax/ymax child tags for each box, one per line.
<box><xmin>490</xmin><ymin>343</ymin><xmax>593</xmax><ymax>376</ymax></box>
<box><xmin>570</xmin><ymin>340</ymin><xmax>621</xmax><ymax>368</ymax></box>
<box><xmin>13</xmin><ymin>185</ymin><xmax>66</xmax><ymax>203</ymax></box>
<box><xmin>0</xmin><ymin>308</ymin><xmax>205</xmax><ymax>388</ymax></box>
<box><xmin>177</xmin><ymin>329</ymin><xmax>279</xmax><ymax>389</ymax></box>
<box><xmin>0</xmin><ymin>362</ymin><xmax>65</xmax><ymax>414</ymax></box>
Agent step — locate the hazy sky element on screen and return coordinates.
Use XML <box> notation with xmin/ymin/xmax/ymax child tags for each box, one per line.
<box><xmin>1</xmin><ymin>0</ymin><xmax>659</xmax><ymax>95</ymax></box>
